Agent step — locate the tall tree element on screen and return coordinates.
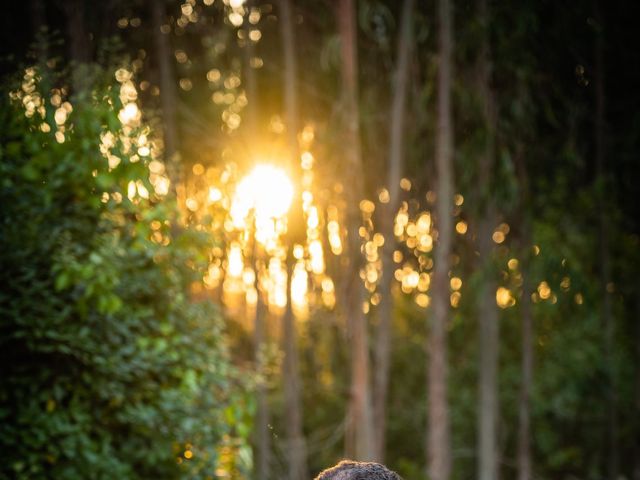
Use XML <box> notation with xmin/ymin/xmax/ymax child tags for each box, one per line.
<box><xmin>243</xmin><ymin>6</ymin><xmax>270</xmax><ymax>476</ymax></box>
<box><xmin>635</xmin><ymin>293</ymin><xmax>640</xmax><ymax>480</ymax></box>
<box><xmin>476</xmin><ymin>0</ymin><xmax>499</xmax><ymax>479</ymax></box>
<box><xmin>427</xmin><ymin>0</ymin><xmax>453</xmax><ymax>478</ymax></box>
<box><xmin>337</xmin><ymin>0</ymin><xmax>374</xmax><ymax>461</ymax></box>
<box><xmin>373</xmin><ymin>0</ymin><xmax>414</xmax><ymax>462</ymax></box>
<box><xmin>243</xmin><ymin>1</ymin><xmax>259</xmax><ymax>143</ymax></box>
<box><xmin>252</xmin><ymin>242</ymin><xmax>270</xmax><ymax>480</ymax></box>
<box><xmin>279</xmin><ymin>1</ymin><xmax>308</xmax><ymax>478</ymax></box>
<box><xmin>60</xmin><ymin>0</ymin><xmax>90</xmax><ymax>93</ymax></box>
<box><xmin>151</xmin><ymin>0</ymin><xmax>181</xmax><ymax>195</ymax></box>
<box><xmin>593</xmin><ymin>3</ymin><xmax>618</xmax><ymax>478</ymax></box>
<box><xmin>514</xmin><ymin>146</ymin><xmax>533</xmax><ymax>480</ymax></box>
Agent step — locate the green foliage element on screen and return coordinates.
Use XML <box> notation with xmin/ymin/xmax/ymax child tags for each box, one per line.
<box><xmin>0</xmin><ymin>64</ymin><xmax>251</xmax><ymax>479</ymax></box>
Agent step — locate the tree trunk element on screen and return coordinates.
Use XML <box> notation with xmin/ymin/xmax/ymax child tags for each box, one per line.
<box><xmin>61</xmin><ymin>0</ymin><xmax>91</xmax><ymax>93</ymax></box>
<box><xmin>427</xmin><ymin>0</ymin><xmax>454</xmax><ymax>479</ymax></box>
<box><xmin>373</xmin><ymin>0</ymin><xmax>414</xmax><ymax>462</ymax></box>
<box><xmin>476</xmin><ymin>1</ymin><xmax>499</xmax><ymax>479</ymax></box>
<box><xmin>29</xmin><ymin>0</ymin><xmax>48</xmax><ymax>63</ymax></box>
<box><xmin>279</xmin><ymin>1</ymin><xmax>308</xmax><ymax>478</ymax></box>
<box><xmin>634</xmin><ymin>292</ymin><xmax>640</xmax><ymax>480</ymax></box>
<box><xmin>514</xmin><ymin>147</ymin><xmax>533</xmax><ymax>480</ymax></box>
<box><xmin>151</xmin><ymin>0</ymin><xmax>181</xmax><ymax>195</ymax></box>
<box><xmin>243</xmin><ymin>0</ymin><xmax>259</xmax><ymax>145</ymax></box>
<box><xmin>593</xmin><ymin>4</ymin><xmax>618</xmax><ymax>478</ymax></box>
<box><xmin>252</xmin><ymin>237</ymin><xmax>270</xmax><ymax>480</ymax></box>
<box><xmin>244</xmin><ymin>4</ymin><xmax>269</xmax><ymax>478</ymax></box>
<box><xmin>29</xmin><ymin>0</ymin><xmax>46</xmax><ymax>35</ymax></box>
<box><xmin>337</xmin><ymin>0</ymin><xmax>374</xmax><ymax>461</ymax></box>
<box><xmin>517</xmin><ymin>224</ymin><xmax>533</xmax><ymax>480</ymax></box>
<box><xmin>282</xmin><ymin>258</ymin><xmax>307</xmax><ymax>480</ymax></box>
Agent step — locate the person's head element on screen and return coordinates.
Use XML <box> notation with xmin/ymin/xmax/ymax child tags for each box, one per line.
<box><xmin>314</xmin><ymin>460</ymin><xmax>402</xmax><ymax>480</ymax></box>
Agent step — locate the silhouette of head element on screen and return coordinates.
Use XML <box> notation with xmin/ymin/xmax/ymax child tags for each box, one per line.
<box><xmin>314</xmin><ymin>460</ymin><xmax>402</xmax><ymax>480</ymax></box>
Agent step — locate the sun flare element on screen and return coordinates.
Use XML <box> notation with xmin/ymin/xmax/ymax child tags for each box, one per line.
<box><xmin>230</xmin><ymin>164</ymin><xmax>294</xmax><ymax>223</ymax></box>
<box><xmin>229</xmin><ymin>164</ymin><xmax>294</xmax><ymax>251</ymax></box>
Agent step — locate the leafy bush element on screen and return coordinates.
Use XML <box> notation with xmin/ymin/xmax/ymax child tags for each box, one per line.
<box><xmin>0</xmin><ymin>63</ymin><xmax>251</xmax><ymax>479</ymax></box>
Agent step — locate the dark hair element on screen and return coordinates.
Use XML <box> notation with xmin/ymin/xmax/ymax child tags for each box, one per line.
<box><xmin>314</xmin><ymin>460</ymin><xmax>402</xmax><ymax>480</ymax></box>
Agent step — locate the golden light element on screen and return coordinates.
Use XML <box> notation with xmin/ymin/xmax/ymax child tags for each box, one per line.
<box><xmin>231</xmin><ymin>164</ymin><xmax>294</xmax><ymax>225</ymax></box>
<box><xmin>291</xmin><ymin>260</ymin><xmax>309</xmax><ymax>318</ymax></box>
<box><xmin>267</xmin><ymin>257</ymin><xmax>288</xmax><ymax>310</ymax></box>
<box><xmin>537</xmin><ymin>281</ymin><xmax>551</xmax><ymax>300</ymax></box>
<box><xmin>415</xmin><ymin>293</ymin><xmax>430</xmax><ymax>308</ymax></box>
<box><xmin>496</xmin><ymin>287</ymin><xmax>516</xmax><ymax>308</ymax></box>
<box><xmin>227</xmin><ymin>243</ymin><xmax>244</xmax><ymax>278</ymax></box>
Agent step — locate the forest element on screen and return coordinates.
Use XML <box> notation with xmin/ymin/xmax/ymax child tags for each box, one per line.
<box><xmin>0</xmin><ymin>0</ymin><xmax>639</xmax><ymax>479</ymax></box>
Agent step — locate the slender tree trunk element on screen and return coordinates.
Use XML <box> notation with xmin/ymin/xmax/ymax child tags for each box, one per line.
<box><xmin>476</xmin><ymin>1</ymin><xmax>499</xmax><ymax>479</ymax></box>
<box><xmin>243</xmin><ymin>0</ymin><xmax>259</xmax><ymax>145</ymax></box>
<box><xmin>517</xmin><ymin>224</ymin><xmax>533</xmax><ymax>480</ymax></box>
<box><xmin>514</xmin><ymin>147</ymin><xmax>533</xmax><ymax>480</ymax></box>
<box><xmin>593</xmin><ymin>4</ymin><xmax>618</xmax><ymax>478</ymax></box>
<box><xmin>478</xmin><ymin>216</ymin><xmax>498</xmax><ymax>480</ymax></box>
<box><xmin>61</xmin><ymin>0</ymin><xmax>91</xmax><ymax>93</ymax></box>
<box><xmin>373</xmin><ymin>0</ymin><xmax>414</xmax><ymax>462</ymax></box>
<box><xmin>634</xmin><ymin>292</ymin><xmax>640</xmax><ymax>480</ymax></box>
<box><xmin>243</xmin><ymin>5</ymin><xmax>269</xmax><ymax>478</ymax></box>
<box><xmin>151</xmin><ymin>0</ymin><xmax>181</xmax><ymax>195</ymax></box>
<box><xmin>282</xmin><ymin>257</ymin><xmax>307</xmax><ymax>480</ymax></box>
<box><xmin>279</xmin><ymin>1</ymin><xmax>308</xmax><ymax>478</ymax></box>
<box><xmin>427</xmin><ymin>0</ymin><xmax>453</xmax><ymax>478</ymax></box>
<box><xmin>337</xmin><ymin>0</ymin><xmax>374</xmax><ymax>461</ymax></box>
<box><xmin>252</xmin><ymin>235</ymin><xmax>270</xmax><ymax>480</ymax></box>
<box><xmin>29</xmin><ymin>0</ymin><xmax>48</xmax><ymax>63</ymax></box>
<box><xmin>29</xmin><ymin>0</ymin><xmax>46</xmax><ymax>35</ymax></box>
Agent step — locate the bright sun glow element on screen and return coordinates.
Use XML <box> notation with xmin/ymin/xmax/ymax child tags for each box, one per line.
<box><xmin>230</xmin><ymin>164</ymin><xmax>294</xmax><ymax>226</ymax></box>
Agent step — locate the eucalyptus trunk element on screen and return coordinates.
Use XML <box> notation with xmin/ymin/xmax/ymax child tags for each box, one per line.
<box><xmin>151</xmin><ymin>0</ymin><xmax>181</xmax><ymax>195</ymax></box>
<box><xmin>29</xmin><ymin>0</ymin><xmax>48</xmax><ymax>62</ymax></box>
<box><xmin>279</xmin><ymin>0</ymin><xmax>308</xmax><ymax>478</ymax></box>
<box><xmin>476</xmin><ymin>1</ymin><xmax>499</xmax><ymax>479</ymax></box>
<box><xmin>373</xmin><ymin>0</ymin><xmax>414</xmax><ymax>462</ymax></box>
<box><xmin>253</xmin><ymin>278</ymin><xmax>270</xmax><ymax>480</ymax></box>
<box><xmin>517</xmin><ymin>225</ymin><xmax>533</xmax><ymax>480</ymax></box>
<box><xmin>593</xmin><ymin>4</ymin><xmax>618</xmax><ymax>478</ymax></box>
<box><xmin>635</xmin><ymin>293</ymin><xmax>640</xmax><ymax>480</ymax></box>
<box><xmin>427</xmin><ymin>0</ymin><xmax>453</xmax><ymax>478</ymax></box>
<box><xmin>61</xmin><ymin>0</ymin><xmax>90</xmax><ymax>93</ymax></box>
<box><xmin>337</xmin><ymin>0</ymin><xmax>374</xmax><ymax>461</ymax></box>
<box><xmin>244</xmin><ymin>6</ymin><xmax>270</xmax><ymax>476</ymax></box>
<box><xmin>243</xmin><ymin>0</ymin><xmax>259</xmax><ymax>143</ymax></box>
<box><xmin>514</xmin><ymin>147</ymin><xmax>533</xmax><ymax>480</ymax></box>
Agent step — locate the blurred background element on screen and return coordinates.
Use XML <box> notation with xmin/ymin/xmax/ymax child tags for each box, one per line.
<box><xmin>0</xmin><ymin>0</ymin><xmax>639</xmax><ymax>479</ymax></box>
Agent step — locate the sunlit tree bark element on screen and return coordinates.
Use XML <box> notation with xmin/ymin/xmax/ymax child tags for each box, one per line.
<box><xmin>373</xmin><ymin>0</ymin><xmax>414</xmax><ymax>462</ymax></box>
<box><xmin>476</xmin><ymin>1</ymin><xmax>499</xmax><ymax>479</ymax></box>
<box><xmin>427</xmin><ymin>0</ymin><xmax>453</xmax><ymax>478</ymax></box>
<box><xmin>593</xmin><ymin>4</ymin><xmax>618</xmax><ymax>478</ymax></box>
<box><xmin>337</xmin><ymin>0</ymin><xmax>374</xmax><ymax>461</ymax></box>
<box><xmin>151</xmin><ymin>0</ymin><xmax>181</xmax><ymax>195</ymax></box>
<box><xmin>279</xmin><ymin>1</ymin><xmax>308</xmax><ymax>478</ymax></box>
